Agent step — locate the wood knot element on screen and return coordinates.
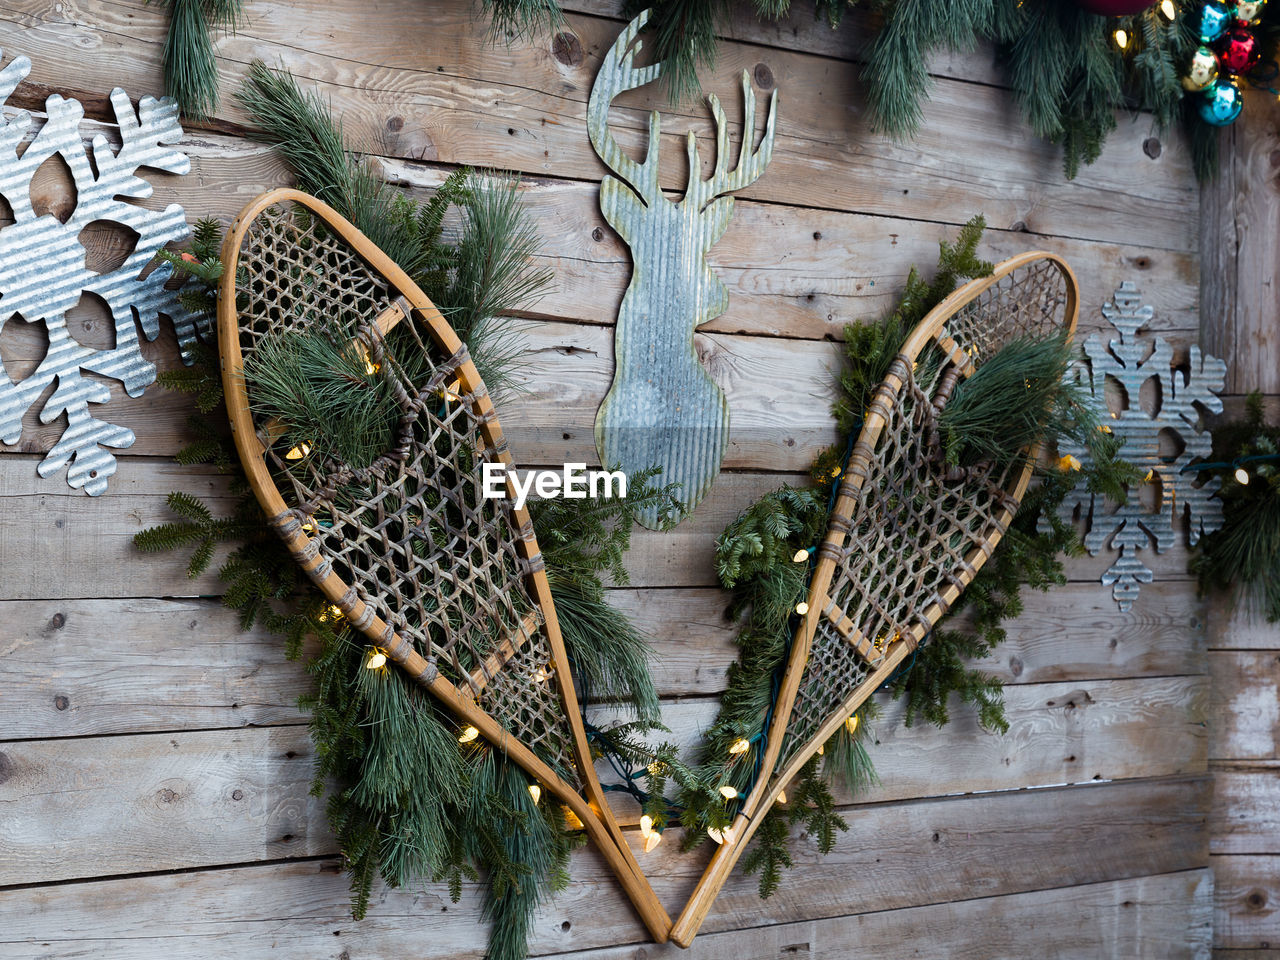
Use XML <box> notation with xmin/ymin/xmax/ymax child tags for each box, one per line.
<box><xmin>1008</xmin><ymin>655</ymin><xmax>1023</xmax><ymax>677</ymax></box>
<box><xmin>157</xmin><ymin>788</ymin><xmax>179</xmax><ymax>803</ymax></box>
<box><xmin>232</xmin><ymin>789</ymin><xmax>244</xmax><ymax>801</ymax></box>
<box><xmin>1142</xmin><ymin>137</ymin><xmax>1162</xmax><ymax>159</ymax></box>
<box><xmin>753</xmin><ymin>62</ymin><xmax>775</xmax><ymax>89</ymax></box>
<box><xmin>1247</xmin><ymin>889</ymin><xmax>1268</xmax><ymax>911</ymax></box>
<box><xmin>386</xmin><ymin>116</ymin><xmax>404</xmax><ymax>132</ymax></box>
<box><xmin>0</xmin><ymin>751</ymin><xmax>12</xmax><ymax>785</ymax></box>
<box><xmin>53</xmin><ymin>695</ymin><xmax>69</xmax><ymax>711</ymax></box>
<box><xmin>591</xmin><ymin>226</ymin><xmax>604</xmax><ymax>242</ymax></box>
<box><xmin>552</xmin><ymin>32</ymin><xmax>583</xmax><ymax>67</ymax></box>
<box><xmin>50</xmin><ymin>612</ymin><xmax>66</xmax><ymax>630</ymax></box>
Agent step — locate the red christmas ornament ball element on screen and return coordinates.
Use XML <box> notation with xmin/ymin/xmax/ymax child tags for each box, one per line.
<box><xmin>1216</xmin><ymin>26</ymin><xmax>1261</xmax><ymax>75</ymax></box>
<box><xmin>1073</xmin><ymin>0</ymin><xmax>1157</xmax><ymax>13</ymax></box>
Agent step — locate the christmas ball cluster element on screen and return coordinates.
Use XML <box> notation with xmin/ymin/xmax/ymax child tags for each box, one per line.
<box><xmin>1183</xmin><ymin>0</ymin><xmax>1267</xmax><ymax>126</ymax></box>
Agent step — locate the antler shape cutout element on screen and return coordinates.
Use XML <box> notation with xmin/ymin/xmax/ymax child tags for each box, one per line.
<box><xmin>218</xmin><ymin>189</ymin><xmax>671</xmax><ymax>944</ymax></box>
<box><xmin>588</xmin><ymin>10</ymin><xmax>778</xmax><ymax>528</ymax></box>
<box><xmin>670</xmin><ymin>252</ymin><xmax>1080</xmax><ymax>946</ymax></box>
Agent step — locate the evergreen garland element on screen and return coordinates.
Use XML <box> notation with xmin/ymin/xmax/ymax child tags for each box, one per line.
<box><xmin>133</xmin><ymin>64</ymin><xmax>675</xmax><ymax>959</ymax></box>
<box><xmin>583</xmin><ymin>0</ymin><xmax>1279</xmax><ymax>180</ymax></box>
<box><xmin>670</xmin><ymin>216</ymin><xmax>1138</xmax><ymax>897</ymax></box>
<box><xmin>1192</xmin><ymin>392</ymin><xmax>1280</xmax><ymax>620</ymax></box>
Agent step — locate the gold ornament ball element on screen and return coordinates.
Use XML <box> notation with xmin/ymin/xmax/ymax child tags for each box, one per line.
<box><xmin>1237</xmin><ymin>0</ymin><xmax>1268</xmax><ymax>22</ymax></box>
<box><xmin>1182</xmin><ymin>46</ymin><xmax>1219</xmax><ymax>91</ymax></box>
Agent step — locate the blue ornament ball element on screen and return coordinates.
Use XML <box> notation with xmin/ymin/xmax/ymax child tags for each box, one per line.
<box><xmin>1200</xmin><ymin>1</ymin><xmax>1237</xmax><ymax>42</ymax></box>
<box><xmin>1199</xmin><ymin>78</ymin><xmax>1244</xmax><ymax>125</ymax></box>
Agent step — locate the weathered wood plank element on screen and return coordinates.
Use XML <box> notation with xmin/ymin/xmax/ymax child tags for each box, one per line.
<box><xmin>504</xmin><ymin>322</ymin><xmax>840</xmax><ymax>472</ymax></box>
<box><xmin>668</xmin><ymin>775</ymin><xmax>1209</xmax><ymax>937</ymax></box>
<box><xmin>1200</xmin><ymin>93</ymin><xmax>1280</xmax><ymax>396</ymax></box>
<box><xmin>0</xmin><ymin>456</ymin><xmax>235</xmax><ymax>599</ymax></box>
<box><xmin>0</xmin><ymin>677</ymin><xmax>1205</xmax><ymax>888</ymax></box>
<box><xmin>562</xmin><ymin>870</ymin><xmax>1214</xmax><ymax>960</ymax></box>
<box><xmin>0</xmin><ymin>316</ymin><xmax>843</xmax><ymax>468</ymax></box>
<box><xmin>376</xmin><ymin>155</ymin><xmax>1202</xmax><ymax>342</ymax></box>
<box><xmin>1</xmin><ymin>127</ymin><xmax>1201</xmax><ymax>465</ymax></box>
<box><xmin>1209</xmin><ymin>651</ymin><xmax>1280</xmax><ymax>762</ymax></box>
<box><xmin>1210</xmin><ymin>764</ymin><xmax>1280</xmax><ymax>856</ymax></box>
<box><xmin>13</xmin><ymin>121</ymin><xmax>1200</xmax><ymax>347</ymax></box>
<box><xmin>1212</xmin><ymin>855</ymin><xmax>1280</xmax><ymax>950</ymax></box>
<box><xmin>589</xmin><ymin>674</ymin><xmax>1208</xmax><ymax>814</ymax></box>
<box><xmin>0</xmin><ymin>775</ymin><xmax>1209</xmax><ymax>949</ymax></box>
<box><xmin>0</xmin><ymin>866</ymin><xmax>1213</xmax><ymax>960</ymax></box>
<box><xmin>0</xmin><ymin>598</ymin><xmax>310</xmax><ymax>738</ymax></box>
<box><xmin>0</xmin><ymin>726</ymin><xmax>328</xmax><ymax>886</ymax></box>
<box><xmin>0</xmin><ymin>456</ymin><xmax>1199</xmax><ymax>600</ymax></box>
<box><xmin>2</xmin><ymin>0</ymin><xmax>1197</xmax><ymax>250</ymax></box>
<box><xmin>1206</xmin><ymin>591</ymin><xmax>1280</xmax><ymax>651</ymax></box>
<box><xmin>0</xmin><ymin>581</ymin><xmax>1204</xmax><ymax>739</ymax></box>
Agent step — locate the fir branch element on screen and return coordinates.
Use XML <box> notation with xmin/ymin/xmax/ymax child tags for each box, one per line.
<box><xmin>787</xmin><ymin>754</ymin><xmax>847</xmax><ymax>854</ymax></box>
<box><xmin>740</xmin><ymin>805</ymin><xmax>794</xmax><ymax>898</ymax></box>
<box><xmin>1192</xmin><ymin>392</ymin><xmax>1280</xmax><ymax>620</ymax></box>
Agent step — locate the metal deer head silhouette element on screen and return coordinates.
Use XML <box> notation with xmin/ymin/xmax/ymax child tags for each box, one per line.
<box><xmin>587</xmin><ymin>10</ymin><xmax>777</xmax><ymax>528</ymax></box>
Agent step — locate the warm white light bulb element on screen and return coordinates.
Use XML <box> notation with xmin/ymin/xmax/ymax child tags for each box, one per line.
<box><xmin>458</xmin><ymin>726</ymin><xmax>480</xmax><ymax>744</ymax></box>
<box><xmin>776</xmin><ymin>790</ymin><xmax>787</xmax><ymax>805</ymax></box>
<box><xmin>528</xmin><ymin>784</ymin><xmax>541</xmax><ymax>805</ymax></box>
<box><xmin>1160</xmin><ymin>0</ymin><xmax>1176</xmax><ymax>19</ymax></box>
<box><xmin>728</xmin><ymin>738</ymin><xmax>751</xmax><ymax>755</ymax></box>
<box><xmin>365</xmin><ymin>649</ymin><xmax>387</xmax><ymax>670</ymax></box>
<box><xmin>792</xmin><ymin>548</ymin><xmax>809</xmax><ymax>563</ymax></box>
<box><xmin>285</xmin><ymin>443</ymin><xmax>311</xmax><ymax>460</ymax></box>
<box><xmin>719</xmin><ymin>785</ymin><xmax>739</xmax><ymax>800</ymax></box>
<box><xmin>1236</xmin><ymin>467</ymin><xmax>1250</xmax><ymax>485</ymax></box>
<box><xmin>845</xmin><ymin>714</ymin><xmax>859</xmax><ymax>735</ymax></box>
<box><xmin>643</xmin><ymin>831</ymin><xmax>663</xmax><ymax>853</ymax></box>
<box><xmin>639</xmin><ymin>814</ymin><xmax>654</xmax><ymax>837</ymax></box>
<box><xmin>795</xmin><ymin>601</ymin><xmax>810</xmax><ymax>616</ymax></box>
<box><xmin>707</xmin><ymin>826</ymin><xmax>735</xmax><ymax>845</ymax></box>
<box><xmin>1114</xmin><ymin>28</ymin><xmax>1129</xmax><ymax>49</ymax></box>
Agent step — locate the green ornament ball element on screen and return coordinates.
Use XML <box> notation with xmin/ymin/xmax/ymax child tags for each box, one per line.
<box><xmin>1182</xmin><ymin>45</ymin><xmax>1221</xmax><ymax>90</ymax></box>
<box><xmin>1199</xmin><ymin>78</ymin><xmax>1245</xmax><ymax>126</ymax></box>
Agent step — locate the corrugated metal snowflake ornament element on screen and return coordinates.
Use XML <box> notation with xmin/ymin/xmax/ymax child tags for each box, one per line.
<box><xmin>1052</xmin><ymin>282</ymin><xmax>1226</xmax><ymax>611</ymax></box>
<box><xmin>0</xmin><ymin>51</ymin><xmax>206</xmax><ymax>495</ymax></box>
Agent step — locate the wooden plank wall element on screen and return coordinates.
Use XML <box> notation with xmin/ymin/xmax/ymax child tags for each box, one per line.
<box><xmin>1201</xmin><ymin>91</ymin><xmax>1280</xmax><ymax>959</ymax></box>
<box><xmin>0</xmin><ymin>1</ymin><xmax>1212</xmax><ymax>956</ymax></box>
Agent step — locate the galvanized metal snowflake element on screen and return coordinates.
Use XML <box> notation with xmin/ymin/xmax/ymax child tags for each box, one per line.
<box><xmin>0</xmin><ymin>50</ymin><xmax>206</xmax><ymax>495</ymax></box>
<box><xmin>1052</xmin><ymin>281</ymin><xmax>1226</xmax><ymax>611</ymax></box>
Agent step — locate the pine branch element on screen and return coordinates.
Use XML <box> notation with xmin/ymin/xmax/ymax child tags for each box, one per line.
<box><xmin>156</xmin><ymin>0</ymin><xmax>243</xmax><ymax>120</ymax></box>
